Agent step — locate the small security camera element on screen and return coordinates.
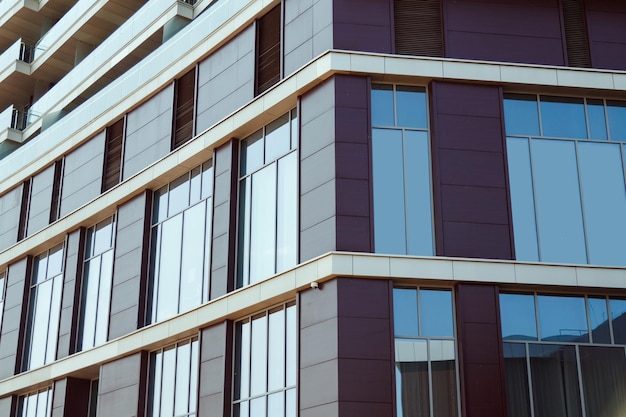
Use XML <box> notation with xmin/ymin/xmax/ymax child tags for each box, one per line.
<box><xmin>310</xmin><ymin>281</ymin><xmax>319</xmax><ymax>290</ymax></box>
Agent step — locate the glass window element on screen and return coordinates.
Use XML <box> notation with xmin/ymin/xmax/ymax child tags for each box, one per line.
<box><xmin>149</xmin><ymin>162</ymin><xmax>213</xmax><ymax>323</ymax></box>
<box><xmin>23</xmin><ymin>244</ymin><xmax>64</xmax><ymax>370</ymax></box>
<box><xmin>147</xmin><ymin>338</ymin><xmax>199</xmax><ymax>417</ymax></box>
<box><xmin>18</xmin><ymin>388</ymin><xmax>52</xmax><ymax>417</ymax></box>
<box><xmin>501</xmin><ymin>293</ymin><xmax>626</xmax><ymax>417</ymax></box>
<box><xmin>237</xmin><ymin>110</ymin><xmax>298</xmax><ymax>288</ymax></box>
<box><xmin>372</xmin><ymin>84</ymin><xmax>433</xmax><ymax>256</ymax></box>
<box><xmin>0</xmin><ymin>270</ymin><xmax>5</xmax><ymax>333</ymax></box>
<box><xmin>393</xmin><ymin>287</ymin><xmax>458</xmax><ymax>417</ymax></box>
<box><xmin>504</xmin><ymin>95</ymin><xmax>626</xmax><ymax>266</ymax></box>
<box><xmin>78</xmin><ymin>216</ymin><xmax>115</xmax><ymax>350</ymax></box>
<box><xmin>234</xmin><ymin>302</ymin><xmax>296</xmax><ymax>417</ymax></box>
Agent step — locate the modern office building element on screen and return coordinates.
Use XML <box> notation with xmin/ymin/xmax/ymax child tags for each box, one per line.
<box><xmin>0</xmin><ymin>0</ymin><xmax>625</xmax><ymax>416</ymax></box>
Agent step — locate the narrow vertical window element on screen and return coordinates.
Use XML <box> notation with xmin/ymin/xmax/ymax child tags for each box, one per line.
<box><xmin>394</xmin><ymin>0</ymin><xmax>443</xmax><ymax>57</ymax></box>
<box><xmin>88</xmin><ymin>379</ymin><xmax>99</xmax><ymax>417</ymax></box>
<box><xmin>0</xmin><ymin>271</ymin><xmax>5</xmax><ymax>333</ymax></box>
<box><xmin>173</xmin><ymin>68</ymin><xmax>196</xmax><ymax>149</ymax></box>
<box><xmin>78</xmin><ymin>216</ymin><xmax>116</xmax><ymax>350</ymax></box>
<box><xmin>49</xmin><ymin>159</ymin><xmax>64</xmax><ymax>223</ymax></box>
<box><xmin>393</xmin><ymin>288</ymin><xmax>458</xmax><ymax>417</ymax></box>
<box><xmin>237</xmin><ymin>110</ymin><xmax>298</xmax><ymax>288</ymax></box>
<box><xmin>102</xmin><ymin>118</ymin><xmax>125</xmax><ymax>192</ymax></box>
<box><xmin>147</xmin><ymin>338</ymin><xmax>199</xmax><ymax>417</ymax></box>
<box><xmin>18</xmin><ymin>388</ymin><xmax>53</xmax><ymax>417</ymax></box>
<box><xmin>17</xmin><ymin>179</ymin><xmax>31</xmax><ymax>241</ymax></box>
<box><xmin>255</xmin><ymin>5</ymin><xmax>281</xmax><ymax>95</ymax></box>
<box><xmin>23</xmin><ymin>244</ymin><xmax>65</xmax><ymax>370</ymax></box>
<box><xmin>371</xmin><ymin>84</ymin><xmax>433</xmax><ymax>256</ymax></box>
<box><xmin>148</xmin><ymin>161</ymin><xmax>213</xmax><ymax>323</ymax></box>
<box><xmin>234</xmin><ymin>303</ymin><xmax>297</xmax><ymax>417</ymax></box>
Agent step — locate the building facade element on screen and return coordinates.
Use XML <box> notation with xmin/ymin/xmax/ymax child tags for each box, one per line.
<box><xmin>0</xmin><ymin>0</ymin><xmax>625</xmax><ymax>416</ymax></box>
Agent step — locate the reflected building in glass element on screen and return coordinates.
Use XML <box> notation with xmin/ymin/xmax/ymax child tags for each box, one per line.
<box><xmin>0</xmin><ymin>1</ymin><xmax>625</xmax><ymax>417</ymax></box>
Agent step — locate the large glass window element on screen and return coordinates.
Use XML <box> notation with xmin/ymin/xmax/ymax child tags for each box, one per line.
<box><xmin>147</xmin><ymin>338</ymin><xmax>199</xmax><ymax>417</ymax></box>
<box><xmin>393</xmin><ymin>288</ymin><xmax>458</xmax><ymax>417</ymax></box>
<box><xmin>233</xmin><ymin>302</ymin><xmax>297</xmax><ymax>417</ymax></box>
<box><xmin>371</xmin><ymin>84</ymin><xmax>433</xmax><ymax>256</ymax></box>
<box><xmin>149</xmin><ymin>162</ymin><xmax>213</xmax><ymax>323</ymax></box>
<box><xmin>23</xmin><ymin>244</ymin><xmax>64</xmax><ymax>370</ymax></box>
<box><xmin>501</xmin><ymin>293</ymin><xmax>626</xmax><ymax>417</ymax></box>
<box><xmin>504</xmin><ymin>94</ymin><xmax>626</xmax><ymax>266</ymax></box>
<box><xmin>237</xmin><ymin>110</ymin><xmax>298</xmax><ymax>288</ymax></box>
<box><xmin>78</xmin><ymin>216</ymin><xmax>115</xmax><ymax>350</ymax></box>
<box><xmin>18</xmin><ymin>388</ymin><xmax>53</xmax><ymax>417</ymax></box>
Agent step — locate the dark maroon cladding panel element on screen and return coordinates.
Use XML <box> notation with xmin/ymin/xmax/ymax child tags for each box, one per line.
<box><xmin>443</xmin><ymin>0</ymin><xmax>566</xmax><ymax>65</ymax></box>
<box><xmin>456</xmin><ymin>284</ymin><xmax>508</xmax><ymax>417</ymax></box>
<box><xmin>586</xmin><ymin>1</ymin><xmax>626</xmax><ymax>70</ymax></box>
<box><xmin>430</xmin><ymin>81</ymin><xmax>514</xmax><ymax>260</ymax></box>
<box><xmin>333</xmin><ymin>0</ymin><xmax>393</xmax><ymax>53</ymax></box>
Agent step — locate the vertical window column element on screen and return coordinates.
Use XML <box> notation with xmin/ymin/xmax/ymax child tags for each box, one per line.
<box><xmin>23</xmin><ymin>243</ymin><xmax>64</xmax><ymax>370</ymax></box>
<box><xmin>18</xmin><ymin>388</ymin><xmax>53</xmax><ymax>417</ymax></box>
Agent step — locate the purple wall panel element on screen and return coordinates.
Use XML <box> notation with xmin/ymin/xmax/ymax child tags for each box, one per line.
<box><xmin>586</xmin><ymin>2</ymin><xmax>626</xmax><ymax>70</ymax></box>
<box><xmin>333</xmin><ymin>0</ymin><xmax>393</xmax><ymax>53</ymax></box>
<box><xmin>443</xmin><ymin>0</ymin><xmax>566</xmax><ymax>65</ymax></box>
<box><xmin>430</xmin><ymin>81</ymin><xmax>514</xmax><ymax>260</ymax></box>
<box><xmin>455</xmin><ymin>284</ymin><xmax>507</xmax><ymax>417</ymax></box>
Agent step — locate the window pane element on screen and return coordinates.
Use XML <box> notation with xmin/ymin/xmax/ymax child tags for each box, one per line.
<box><xmin>587</xmin><ymin>297</ymin><xmax>610</xmax><ymax>344</ymax></box>
<box><xmin>249</xmin><ymin>165</ymin><xmax>277</xmax><ymax>283</ymax></box>
<box><xmin>179</xmin><ymin>203</ymin><xmax>205</xmax><ymax>313</ymax></box>
<box><xmin>504</xmin><ymin>94</ymin><xmax>540</xmax><ymax>136</ymax></box>
<box><xmin>500</xmin><ymin>293</ymin><xmax>537</xmax><ymax>341</ymax></box>
<box><xmin>237</xmin><ymin>178</ymin><xmax>251</xmax><ymax>287</ymax></box>
<box><xmin>610</xmin><ymin>298</ymin><xmax>626</xmax><ymax>344</ymax></box>
<box><xmin>529</xmin><ymin>344</ymin><xmax>582</xmax><ymax>417</ymax></box>
<box><xmin>250</xmin><ymin>397</ymin><xmax>266</xmax><ymax>417</ymax></box>
<box><xmin>250</xmin><ymin>314</ymin><xmax>268</xmax><ymax>396</ymax></box>
<box><xmin>168</xmin><ymin>174</ymin><xmax>190</xmax><ymax>216</ymax></box>
<box><xmin>404</xmin><ymin>131</ymin><xmax>433</xmax><ymax>256</ymax></box>
<box><xmin>276</xmin><ymin>152</ymin><xmax>298</xmax><ymax>272</ymax></box>
<box><xmin>396</xmin><ymin>86</ymin><xmax>427</xmax><ymax>128</ymax></box>
<box><xmin>430</xmin><ymin>340</ymin><xmax>457</xmax><ymax>417</ymax></box>
<box><xmin>47</xmin><ymin>245</ymin><xmax>64</xmax><ymax>279</ymax></box>
<box><xmin>540</xmin><ymin>96</ymin><xmax>587</xmax><ymax>139</ymax></box>
<box><xmin>148</xmin><ymin>352</ymin><xmax>162</xmax><ymax>417</ymax></box>
<box><xmin>579</xmin><ymin>346</ymin><xmax>626</xmax><ymax>417</ymax></box>
<box><xmin>46</xmin><ymin>276</ymin><xmax>63</xmax><ymax>363</ymax></box>
<box><xmin>80</xmin><ymin>257</ymin><xmax>101</xmax><ymax>350</ymax></box>
<box><xmin>285</xmin><ymin>304</ymin><xmax>297</xmax><ymax>387</ymax></box>
<box><xmin>586</xmin><ymin>100</ymin><xmax>608</xmax><ymax>140</ymax></box>
<box><xmin>395</xmin><ymin>339</ymin><xmax>430</xmax><ymax>417</ymax></box>
<box><xmin>503</xmin><ymin>343</ymin><xmax>531</xmax><ymax>417</ymax></box>
<box><xmin>189</xmin><ymin>340</ymin><xmax>199</xmax><ymax>413</ymax></box>
<box><xmin>241</xmin><ymin>130</ymin><xmax>264</xmax><ymax>176</ymax></box>
<box><xmin>29</xmin><ymin>280</ymin><xmax>53</xmax><ymax>369</ymax></box>
<box><xmin>532</xmin><ymin>139</ymin><xmax>586</xmax><ymax>263</ymax></box>
<box><xmin>155</xmin><ymin>215</ymin><xmax>183</xmax><ymax>322</ymax></box>
<box><xmin>268</xmin><ymin>308</ymin><xmax>285</xmax><ymax>391</ymax></box>
<box><xmin>153</xmin><ymin>186</ymin><xmax>168</xmax><ymax>224</ymax></box>
<box><xmin>95</xmin><ymin>250</ymin><xmax>113</xmax><ymax>345</ymax></box>
<box><xmin>578</xmin><ymin>142</ymin><xmax>626</xmax><ymax>266</ymax></box>
<box><xmin>201</xmin><ymin>162</ymin><xmax>214</xmax><ymax>200</ymax></box>
<box><xmin>537</xmin><ymin>295</ymin><xmax>588</xmax><ymax>342</ymax></box>
<box><xmin>371</xmin><ymin>84</ymin><xmax>394</xmax><ymax>126</ymax></box>
<box><xmin>267</xmin><ymin>391</ymin><xmax>285</xmax><ymax>417</ymax></box>
<box><xmin>393</xmin><ymin>288</ymin><xmax>418</xmax><ymax>337</ymax></box>
<box><xmin>160</xmin><ymin>347</ymin><xmax>176</xmax><ymax>417</ymax></box>
<box><xmin>506</xmin><ymin>137</ymin><xmax>539</xmax><ymax>261</ymax></box>
<box><xmin>234</xmin><ymin>320</ymin><xmax>251</xmax><ymax>400</ymax></box>
<box><xmin>265</xmin><ymin>113</ymin><xmax>290</xmax><ymax>163</ymax></box>
<box><xmin>234</xmin><ymin>401</ymin><xmax>249</xmax><ymax>417</ymax></box>
<box><xmin>174</xmin><ymin>342</ymin><xmax>191</xmax><ymax>416</ymax></box>
<box><xmin>607</xmin><ymin>100</ymin><xmax>626</xmax><ymax>141</ymax></box>
<box><xmin>285</xmin><ymin>388</ymin><xmax>296</xmax><ymax>417</ymax></box>
<box><xmin>373</xmin><ymin>128</ymin><xmax>407</xmax><ymax>254</ymax></box>
<box><xmin>190</xmin><ymin>166</ymin><xmax>202</xmax><ymax>205</ymax></box>
<box><xmin>93</xmin><ymin>217</ymin><xmax>114</xmax><ymax>255</ymax></box>
<box><xmin>420</xmin><ymin>289</ymin><xmax>453</xmax><ymax>337</ymax></box>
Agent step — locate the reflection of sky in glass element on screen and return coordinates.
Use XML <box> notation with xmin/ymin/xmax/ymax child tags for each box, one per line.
<box><xmin>586</xmin><ymin>100</ymin><xmax>608</xmax><ymax>140</ymax></box>
<box><xmin>607</xmin><ymin>101</ymin><xmax>626</xmax><ymax>141</ymax></box>
<box><xmin>541</xmin><ymin>97</ymin><xmax>587</xmax><ymax>139</ymax></box>
<box><xmin>610</xmin><ymin>298</ymin><xmax>626</xmax><ymax>344</ymax></box>
<box><xmin>500</xmin><ymin>293</ymin><xmax>537</xmax><ymax>340</ymax></box>
<box><xmin>504</xmin><ymin>95</ymin><xmax>540</xmax><ymax>136</ymax></box>
<box><xmin>393</xmin><ymin>288</ymin><xmax>418</xmax><ymax>337</ymax></box>
<box><xmin>538</xmin><ymin>295</ymin><xmax>588</xmax><ymax>342</ymax></box>
<box><xmin>371</xmin><ymin>85</ymin><xmax>394</xmax><ymax>126</ymax></box>
<box><xmin>396</xmin><ymin>87</ymin><xmax>427</xmax><ymax>128</ymax></box>
<box><xmin>587</xmin><ymin>297</ymin><xmax>610</xmax><ymax>344</ymax></box>
<box><xmin>420</xmin><ymin>289</ymin><xmax>454</xmax><ymax>337</ymax></box>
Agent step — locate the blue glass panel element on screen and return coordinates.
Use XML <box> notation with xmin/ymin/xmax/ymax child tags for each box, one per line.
<box><xmin>609</xmin><ymin>298</ymin><xmax>626</xmax><ymax>344</ymax></box>
<box><xmin>503</xmin><ymin>94</ymin><xmax>540</xmax><ymax>136</ymax></box>
<box><xmin>587</xmin><ymin>297</ymin><xmax>610</xmax><ymax>344</ymax></box>
<box><xmin>393</xmin><ymin>288</ymin><xmax>418</xmax><ymax>337</ymax></box>
<box><xmin>396</xmin><ymin>86</ymin><xmax>427</xmax><ymax>129</ymax></box>
<box><xmin>532</xmin><ymin>139</ymin><xmax>587</xmax><ymax>264</ymax></box>
<box><xmin>586</xmin><ymin>99</ymin><xmax>608</xmax><ymax>140</ymax></box>
<box><xmin>540</xmin><ymin>96</ymin><xmax>587</xmax><ymax>139</ymax></box>
<box><xmin>538</xmin><ymin>295</ymin><xmax>588</xmax><ymax>342</ymax></box>
<box><xmin>420</xmin><ymin>289</ymin><xmax>453</xmax><ymax>337</ymax></box>
<box><xmin>607</xmin><ymin>101</ymin><xmax>626</xmax><ymax>141</ymax></box>
<box><xmin>578</xmin><ymin>142</ymin><xmax>626</xmax><ymax>266</ymax></box>
<box><xmin>372</xmin><ymin>128</ymin><xmax>407</xmax><ymax>254</ymax></box>
<box><xmin>371</xmin><ymin>84</ymin><xmax>394</xmax><ymax>127</ymax></box>
<box><xmin>506</xmin><ymin>137</ymin><xmax>539</xmax><ymax>261</ymax></box>
<box><xmin>404</xmin><ymin>131</ymin><xmax>434</xmax><ymax>256</ymax></box>
<box><xmin>500</xmin><ymin>293</ymin><xmax>537</xmax><ymax>341</ymax></box>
